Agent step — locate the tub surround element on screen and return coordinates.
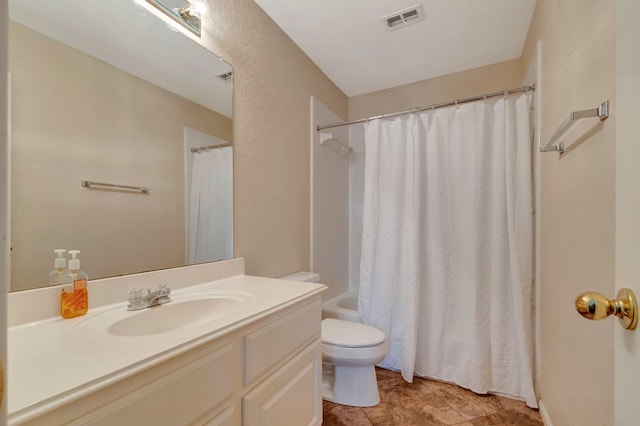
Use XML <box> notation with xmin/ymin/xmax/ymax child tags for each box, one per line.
<box><xmin>322</xmin><ymin>291</ymin><xmax>360</xmax><ymax>322</ymax></box>
<box><xmin>8</xmin><ymin>258</ymin><xmax>326</xmax><ymax>424</ymax></box>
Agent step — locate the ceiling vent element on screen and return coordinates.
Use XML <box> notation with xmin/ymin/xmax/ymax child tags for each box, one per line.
<box><xmin>216</xmin><ymin>71</ymin><xmax>233</xmax><ymax>82</ymax></box>
<box><xmin>381</xmin><ymin>4</ymin><xmax>425</xmax><ymax>31</ymax></box>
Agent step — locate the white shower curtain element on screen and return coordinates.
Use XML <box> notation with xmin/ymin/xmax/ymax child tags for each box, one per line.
<box><xmin>187</xmin><ymin>147</ymin><xmax>233</xmax><ymax>264</ymax></box>
<box><xmin>358</xmin><ymin>92</ymin><xmax>536</xmax><ymax>407</ymax></box>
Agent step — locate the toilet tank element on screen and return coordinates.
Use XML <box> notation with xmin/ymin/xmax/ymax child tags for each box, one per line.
<box><xmin>279</xmin><ymin>271</ymin><xmax>320</xmax><ymax>283</ymax></box>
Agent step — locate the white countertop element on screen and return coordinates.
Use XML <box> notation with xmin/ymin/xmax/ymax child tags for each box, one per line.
<box><xmin>8</xmin><ymin>274</ymin><xmax>325</xmax><ymax>423</ymax></box>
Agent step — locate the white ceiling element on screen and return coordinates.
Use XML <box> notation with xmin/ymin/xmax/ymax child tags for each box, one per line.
<box><xmin>253</xmin><ymin>0</ymin><xmax>538</xmax><ymax>97</ymax></box>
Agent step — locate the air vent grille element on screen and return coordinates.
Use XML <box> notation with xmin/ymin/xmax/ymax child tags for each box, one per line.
<box><xmin>382</xmin><ymin>4</ymin><xmax>425</xmax><ymax>31</ymax></box>
<box><xmin>216</xmin><ymin>71</ymin><xmax>233</xmax><ymax>81</ymax></box>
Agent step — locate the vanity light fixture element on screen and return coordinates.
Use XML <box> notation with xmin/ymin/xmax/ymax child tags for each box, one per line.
<box><xmin>177</xmin><ymin>0</ymin><xmax>208</xmax><ymax>30</ymax></box>
<box><xmin>178</xmin><ymin>1</ymin><xmax>202</xmax><ymax>19</ymax></box>
<box><xmin>145</xmin><ymin>0</ymin><xmax>210</xmax><ymax>37</ymax></box>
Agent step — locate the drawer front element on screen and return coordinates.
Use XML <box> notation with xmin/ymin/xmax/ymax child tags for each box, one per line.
<box><xmin>74</xmin><ymin>342</ymin><xmax>238</xmax><ymax>426</ymax></box>
<box><xmin>244</xmin><ymin>300</ymin><xmax>321</xmax><ymax>385</ymax></box>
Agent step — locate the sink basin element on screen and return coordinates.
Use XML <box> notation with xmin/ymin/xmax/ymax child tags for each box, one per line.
<box><xmin>74</xmin><ymin>291</ymin><xmax>255</xmax><ymax>337</ymax></box>
<box><xmin>109</xmin><ymin>296</ymin><xmax>247</xmax><ymax>336</ymax></box>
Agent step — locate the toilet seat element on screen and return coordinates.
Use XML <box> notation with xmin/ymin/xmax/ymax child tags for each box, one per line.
<box><xmin>321</xmin><ymin>318</ymin><xmax>386</xmax><ymax>348</ymax></box>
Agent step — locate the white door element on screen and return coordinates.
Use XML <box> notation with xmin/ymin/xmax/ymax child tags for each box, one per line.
<box><xmin>615</xmin><ymin>1</ymin><xmax>640</xmax><ymax>425</ymax></box>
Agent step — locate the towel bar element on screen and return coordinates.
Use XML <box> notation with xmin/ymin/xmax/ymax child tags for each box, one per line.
<box><xmin>81</xmin><ymin>180</ymin><xmax>150</xmax><ymax>194</ymax></box>
<box><xmin>540</xmin><ymin>100</ymin><xmax>609</xmax><ymax>154</ymax></box>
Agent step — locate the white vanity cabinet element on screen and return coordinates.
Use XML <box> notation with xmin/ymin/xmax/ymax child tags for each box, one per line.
<box><xmin>241</xmin><ymin>298</ymin><xmax>323</xmax><ymax>426</ymax></box>
<box><xmin>16</xmin><ymin>296</ymin><xmax>323</xmax><ymax>426</ymax></box>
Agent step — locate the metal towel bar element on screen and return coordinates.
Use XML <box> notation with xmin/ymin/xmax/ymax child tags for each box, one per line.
<box><xmin>541</xmin><ymin>100</ymin><xmax>609</xmax><ymax>154</ymax></box>
<box><xmin>81</xmin><ymin>180</ymin><xmax>150</xmax><ymax>194</ymax></box>
<box><xmin>190</xmin><ymin>142</ymin><xmax>232</xmax><ymax>153</ymax></box>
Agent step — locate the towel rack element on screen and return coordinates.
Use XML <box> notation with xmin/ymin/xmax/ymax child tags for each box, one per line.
<box><xmin>320</xmin><ymin>131</ymin><xmax>352</xmax><ymax>156</ymax></box>
<box><xmin>190</xmin><ymin>142</ymin><xmax>232</xmax><ymax>153</ymax></box>
<box><xmin>81</xmin><ymin>180</ymin><xmax>150</xmax><ymax>194</ymax></box>
<box><xmin>540</xmin><ymin>100</ymin><xmax>609</xmax><ymax>153</ymax></box>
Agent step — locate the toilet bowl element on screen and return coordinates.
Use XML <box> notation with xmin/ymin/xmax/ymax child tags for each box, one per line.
<box><xmin>321</xmin><ymin>318</ymin><xmax>388</xmax><ymax>407</ymax></box>
<box><xmin>279</xmin><ymin>272</ymin><xmax>389</xmax><ymax>407</ymax></box>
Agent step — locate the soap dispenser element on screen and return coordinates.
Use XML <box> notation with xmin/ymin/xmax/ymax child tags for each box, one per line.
<box><xmin>48</xmin><ymin>249</ymin><xmax>71</xmax><ymax>286</ymax></box>
<box><xmin>60</xmin><ymin>250</ymin><xmax>89</xmax><ymax>319</ymax></box>
<box><xmin>67</xmin><ymin>250</ymin><xmax>88</xmax><ymax>282</ymax></box>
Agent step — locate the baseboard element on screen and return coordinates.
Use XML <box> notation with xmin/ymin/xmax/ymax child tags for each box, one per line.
<box><xmin>538</xmin><ymin>399</ymin><xmax>553</xmax><ymax>426</ymax></box>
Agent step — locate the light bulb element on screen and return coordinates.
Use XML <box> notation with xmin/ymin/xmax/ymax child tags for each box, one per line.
<box><xmin>188</xmin><ymin>0</ymin><xmax>210</xmax><ymax>18</ymax></box>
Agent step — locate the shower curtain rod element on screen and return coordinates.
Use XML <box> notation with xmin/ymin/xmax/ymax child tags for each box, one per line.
<box><xmin>190</xmin><ymin>142</ymin><xmax>233</xmax><ymax>153</ymax></box>
<box><xmin>316</xmin><ymin>84</ymin><xmax>536</xmax><ymax>131</ymax></box>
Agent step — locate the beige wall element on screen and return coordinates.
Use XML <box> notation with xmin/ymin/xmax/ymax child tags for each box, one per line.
<box><xmin>348</xmin><ymin>59</ymin><xmax>522</xmax><ymax>120</ymax></box>
<box><xmin>199</xmin><ymin>0</ymin><xmax>348</xmax><ymax>277</ymax></box>
<box><xmin>522</xmin><ymin>1</ymin><xmax>615</xmax><ymax>424</ymax></box>
<box><xmin>9</xmin><ymin>22</ymin><xmax>232</xmax><ymax>290</ymax></box>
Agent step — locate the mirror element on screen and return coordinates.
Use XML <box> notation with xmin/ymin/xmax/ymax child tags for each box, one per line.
<box><xmin>9</xmin><ymin>0</ymin><xmax>234</xmax><ymax>292</ymax></box>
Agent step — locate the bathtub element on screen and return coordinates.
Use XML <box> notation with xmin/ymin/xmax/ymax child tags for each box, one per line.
<box><xmin>322</xmin><ymin>291</ymin><xmax>360</xmax><ymax>322</ymax></box>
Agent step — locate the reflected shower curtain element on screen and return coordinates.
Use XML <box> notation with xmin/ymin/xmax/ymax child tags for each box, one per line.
<box><xmin>188</xmin><ymin>147</ymin><xmax>233</xmax><ymax>264</ymax></box>
<box><xmin>358</xmin><ymin>93</ymin><xmax>536</xmax><ymax>407</ymax></box>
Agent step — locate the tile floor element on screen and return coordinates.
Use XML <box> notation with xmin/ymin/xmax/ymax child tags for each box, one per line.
<box><xmin>322</xmin><ymin>368</ymin><xmax>543</xmax><ymax>426</ymax></box>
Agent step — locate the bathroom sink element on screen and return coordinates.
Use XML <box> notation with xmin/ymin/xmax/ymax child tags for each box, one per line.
<box><xmin>74</xmin><ymin>291</ymin><xmax>255</xmax><ymax>337</ymax></box>
<box><xmin>109</xmin><ymin>296</ymin><xmax>247</xmax><ymax>336</ymax></box>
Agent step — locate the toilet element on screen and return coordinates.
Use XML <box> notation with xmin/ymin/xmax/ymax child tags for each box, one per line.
<box><xmin>321</xmin><ymin>318</ymin><xmax>389</xmax><ymax>406</ymax></box>
<box><xmin>280</xmin><ymin>272</ymin><xmax>389</xmax><ymax>407</ymax></box>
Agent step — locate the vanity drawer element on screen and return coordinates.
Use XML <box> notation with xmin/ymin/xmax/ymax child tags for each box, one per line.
<box><xmin>243</xmin><ymin>300</ymin><xmax>321</xmax><ymax>385</ymax></box>
<box><xmin>86</xmin><ymin>342</ymin><xmax>238</xmax><ymax>426</ymax></box>
<box><xmin>22</xmin><ymin>339</ymin><xmax>242</xmax><ymax>426</ymax></box>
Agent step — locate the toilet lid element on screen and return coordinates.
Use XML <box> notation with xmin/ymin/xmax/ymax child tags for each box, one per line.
<box><xmin>321</xmin><ymin>318</ymin><xmax>386</xmax><ymax>348</ymax></box>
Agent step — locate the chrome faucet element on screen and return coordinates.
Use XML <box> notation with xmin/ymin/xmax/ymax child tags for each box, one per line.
<box><xmin>127</xmin><ymin>283</ymin><xmax>171</xmax><ymax>311</ymax></box>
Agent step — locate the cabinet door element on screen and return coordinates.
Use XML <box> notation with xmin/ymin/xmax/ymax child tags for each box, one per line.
<box><xmin>69</xmin><ymin>342</ymin><xmax>239</xmax><ymax>426</ymax></box>
<box><xmin>201</xmin><ymin>402</ymin><xmax>240</xmax><ymax>426</ymax></box>
<box><xmin>242</xmin><ymin>341</ymin><xmax>322</xmax><ymax>426</ymax></box>
<box><xmin>244</xmin><ymin>300</ymin><xmax>321</xmax><ymax>386</ymax></box>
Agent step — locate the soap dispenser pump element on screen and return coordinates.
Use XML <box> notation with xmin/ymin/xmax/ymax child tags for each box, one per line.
<box><xmin>60</xmin><ymin>250</ymin><xmax>89</xmax><ymax>319</ymax></box>
<box><xmin>48</xmin><ymin>249</ymin><xmax>71</xmax><ymax>286</ymax></box>
<box><xmin>67</xmin><ymin>250</ymin><xmax>88</xmax><ymax>281</ymax></box>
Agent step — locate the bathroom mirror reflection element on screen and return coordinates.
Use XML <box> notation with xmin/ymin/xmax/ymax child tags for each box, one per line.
<box><xmin>9</xmin><ymin>0</ymin><xmax>234</xmax><ymax>292</ymax></box>
<box><xmin>145</xmin><ymin>0</ymin><xmax>206</xmax><ymax>37</ymax></box>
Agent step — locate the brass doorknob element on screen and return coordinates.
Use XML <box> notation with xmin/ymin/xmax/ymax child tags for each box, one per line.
<box><xmin>575</xmin><ymin>288</ymin><xmax>638</xmax><ymax>330</ymax></box>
